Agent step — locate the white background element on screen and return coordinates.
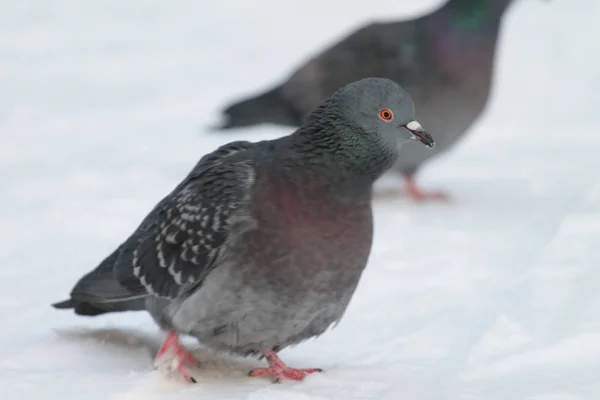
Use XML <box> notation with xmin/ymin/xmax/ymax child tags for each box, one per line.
<box><xmin>1</xmin><ymin>0</ymin><xmax>599</xmax><ymax>398</ymax></box>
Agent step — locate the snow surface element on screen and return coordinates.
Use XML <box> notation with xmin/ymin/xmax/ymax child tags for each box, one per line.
<box><xmin>1</xmin><ymin>0</ymin><xmax>600</xmax><ymax>398</ymax></box>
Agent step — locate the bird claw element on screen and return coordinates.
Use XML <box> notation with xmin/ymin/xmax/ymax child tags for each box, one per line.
<box><xmin>248</xmin><ymin>366</ymin><xmax>322</xmax><ymax>382</ymax></box>
<box><xmin>248</xmin><ymin>351</ymin><xmax>322</xmax><ymax>383</ymax></box>
<box><xmin>404</xmin><ymin>188</ymin><xmax>449</xmax><ymax>201</ymax></box>
<box><xmin>401</xmin><ymin>174</ymin><xmax>449</xmax><ymax>202</ymax></box>
<box><xmin>153</xmin><ymin>331</ymin><xmax>198</xmax><ymax>384</ymax></box>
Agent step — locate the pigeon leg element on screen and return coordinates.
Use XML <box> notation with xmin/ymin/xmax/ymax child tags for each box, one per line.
<box><xmin>153</xmin><ymin>331</ymin><xmax>197</xmax><ymax>383</ymax></box>
<box><xmin>248</xmin><ymin>350</ymin><xmax>322</xmax><ymax>383</ymax></box>
<box><xmin>402</xmin><ymin>173</ymin><xmax>448</xmax><ymax>201</ymax></box>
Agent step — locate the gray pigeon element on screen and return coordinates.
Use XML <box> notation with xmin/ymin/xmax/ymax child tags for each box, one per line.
<box><xmin>215</xmin><ymin>0</ymin><xmax>545</xmax><ymax>200</ymax></box>
<box><xmin>52</xmin><ymin>77</ymin><xmax>434</xmax><ymax>384</ymax></box>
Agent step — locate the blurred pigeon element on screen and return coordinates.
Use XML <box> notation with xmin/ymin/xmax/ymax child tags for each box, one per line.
<box><xmin>52</xmin><ymin>78</ymin><xmax>434</xmax><ymax>383</ymax></box>
<box><xmin>215</xmin><ymin>0</ymin><xmax>541</xmax><ymax>200</ymax></box>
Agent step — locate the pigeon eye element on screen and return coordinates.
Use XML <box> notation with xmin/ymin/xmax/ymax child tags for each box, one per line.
<box><xmin>379</xmin><ymin>109</ymin><xmax>393</xmax><ymax>121</ymax></box>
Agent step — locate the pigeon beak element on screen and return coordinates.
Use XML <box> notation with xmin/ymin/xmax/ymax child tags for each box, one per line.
<box><xmin>404</xmin><ymin>121</ymin><xmax>435</xmax><ymax>149</ymax></box>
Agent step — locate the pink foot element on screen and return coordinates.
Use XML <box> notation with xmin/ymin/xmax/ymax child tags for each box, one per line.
<box><xmin>153</xmin><ymin>331</ymin><xmax>197</xmax><ymax>383</ymax></box>
<box><xmin>248</xmin><ymin>351</ymin><xmax>322</xmax><ymax>383</ymax></box>
<box><xmin>402</xmin><ymin>174</ymin><xmax>449</xmax><ymax>201</ymax></box>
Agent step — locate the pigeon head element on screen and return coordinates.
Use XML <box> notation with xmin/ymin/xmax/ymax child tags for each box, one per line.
<box><xmin>330</xmin><ymin>77</ymin><xmax>435</xmax><ymax>151</ymax></box>
<box><xmin>294</xmin><ymin>77</ymin><xmax>434</xmax><ymax>183</ymax></box>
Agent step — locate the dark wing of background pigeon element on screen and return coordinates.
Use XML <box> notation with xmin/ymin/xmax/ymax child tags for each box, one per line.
<box><xmin>53</xmin><ymin>141</ymin><xmax>257</xmax><ymax>314</ymax></box>
<box><xmin>218</xmin><ymin>20</ymin><xmax>425</xmax><ymax>129</ymax></box>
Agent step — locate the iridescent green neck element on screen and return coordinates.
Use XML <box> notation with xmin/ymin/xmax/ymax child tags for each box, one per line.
<box><xmin>443</xmin><ymin>0</ymin><xmax>508</xmax><ymax>31</ymax></box>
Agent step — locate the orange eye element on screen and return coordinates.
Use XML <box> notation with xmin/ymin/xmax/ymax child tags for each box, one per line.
<box><xmin>379</xmin><ymin>109</ymin><xmax>393</xmax><ymax>121</ymax></box>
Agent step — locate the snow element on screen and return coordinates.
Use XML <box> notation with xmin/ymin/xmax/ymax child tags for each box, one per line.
<box><xmin>1</xmin><ymin>0</ymin><xmax>599</xmax><ymax>398</ymax></box>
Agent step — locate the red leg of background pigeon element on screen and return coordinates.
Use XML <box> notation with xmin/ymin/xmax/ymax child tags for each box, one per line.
<box><xmin>248</xmin><ymin>351</ymin><xmax>322</xmax><ymax>383</ymax></box>
<box><xmin>154</xmin><ymin>331</ymin><xmax>197</xmax><ymax>383</ymax></box>
<box><xmin>402</xmin><ymin>173</ymin><xmax>448</xmax><ymax>201</ymax></box>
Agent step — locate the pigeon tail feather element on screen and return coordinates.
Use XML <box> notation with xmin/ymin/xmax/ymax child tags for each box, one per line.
<box><xmin>216</xmin><ymin>86</ymin><xmax>301</xmax><ymax>130</ymax></box>
<box><xmin>51</xmin><ymin>248</ymin><xmax>148</xmax><ymax>316</ymax></box>
<box><xmin>52</xmin><ymin>299</ymin><xmax>75</xmax><ymax>309</ymax></box>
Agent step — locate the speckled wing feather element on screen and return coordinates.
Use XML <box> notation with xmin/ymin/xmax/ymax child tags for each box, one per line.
<box><xmin>114</xmin><ymin>141</ymin><xmax>256</xmax><ymax>299</ymax></box>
